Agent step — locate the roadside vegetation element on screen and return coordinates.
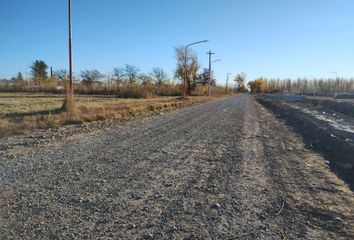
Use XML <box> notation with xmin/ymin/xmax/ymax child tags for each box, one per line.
<box><xmin>0</xmin><ymin>44</ymin><xmax>232</xmax><ymax>137</ymax></box>
<box><xmin>0</xmin><ymin>93</ymin><xmax>215</xmax><ymax>137</ymax></box>
<box><xmin>247</xmin><ymin>77</ymin><xmax>354</xmax><ymax>96</ymax></box>
<box><xmin>0</xmin><ymin>50</ymin><xmax>227</xmax><ymax>98</ymax></box>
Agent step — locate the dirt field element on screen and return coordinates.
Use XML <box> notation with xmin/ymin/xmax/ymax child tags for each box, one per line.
<box><xmin>1</xmin><ymin>94</ymin><xmax>354</xmax><ymax>239</ymax></box>
<box><xmin>258</xmin><ymin>95</ymin><xmax>354</xmax><ymax>191</ymax></box>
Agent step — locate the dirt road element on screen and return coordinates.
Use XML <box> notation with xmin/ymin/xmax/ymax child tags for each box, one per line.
<box><xmin>1</xmin><ymin>94</ymin><xmax>354</xmax><ymax>239</ymax></box>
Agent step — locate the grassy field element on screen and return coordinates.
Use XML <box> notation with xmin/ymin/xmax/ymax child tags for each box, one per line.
<box><xmin>0</xmin><ymin>92</ymin><xmax>213</xmax><ymax>137</ymax></box>
<box><xmin>0</xmin><ymin>92</ymin><xmax>65</xmax><ymax>115</ymax></box>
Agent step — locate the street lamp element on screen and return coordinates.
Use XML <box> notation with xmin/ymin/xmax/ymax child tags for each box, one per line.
<box><xmin>183</xmin><ymin>40</ymin><xmax>209</xmax><ymax>97</ymax></box>
<box><xmin>185</xmin><ymin>40</ymin><xmax>208</xmax><ymax>49</ymax></box>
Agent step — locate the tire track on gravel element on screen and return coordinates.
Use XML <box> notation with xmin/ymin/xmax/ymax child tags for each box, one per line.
<box><xmin>232</xmin><ymin>96</ymin><xmax>303</xmax><ymax>239</ymax></box>
<box><xmin>0</xmin><ymin>98</ymin><xmax>226</xmax><ymax>182</ymax></box>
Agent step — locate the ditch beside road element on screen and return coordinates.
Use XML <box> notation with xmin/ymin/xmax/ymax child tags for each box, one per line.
<box><xmin>1</xmin><ymin>94</ymin><xmax>354</xmax><ymax>239</ymax></box>
<box><xmin>258</xmin><ymin>95</ymin><xmax>354</xmax><ymax>191</ymax></box>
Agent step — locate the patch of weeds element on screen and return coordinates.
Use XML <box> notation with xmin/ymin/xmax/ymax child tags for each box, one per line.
<box><xmin>64</xmin><ymin>118</ymin><xmax>83</xmax><ymax>125</ymax></box>
<box><xmin>95</xmin><ymin>114</ymin><xmax>106</xmax><ymax>121</ymax></box>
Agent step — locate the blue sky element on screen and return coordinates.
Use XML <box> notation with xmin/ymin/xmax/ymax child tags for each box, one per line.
<box><xmin>1</xmin><ymin>0</ymin><xmax>354</xmax><ymax>84</ymax></box>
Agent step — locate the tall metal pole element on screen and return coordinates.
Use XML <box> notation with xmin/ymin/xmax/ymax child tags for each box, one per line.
<box><xmin>67</xmin><ymin>0</ymin><xmax>74</xmax><ymax>108</ymax></box>
<box><xmin>207</xmin><ymin>50</ymin><xmax>215</xmax><ymax>97</ymax></box>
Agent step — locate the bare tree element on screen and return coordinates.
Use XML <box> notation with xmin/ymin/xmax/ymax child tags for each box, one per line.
<box><xmin>80</xmin><ymin>70</ymin><xmax>104</xmax><ymax>89</ymax></box>
<box><xmin>124</xmin><ymin>64</ymin><xmax>140</xmax><ymax>87</ymax></box>
<box><xmin>140</xmin><ymin>74</ymin><xmax>153</xmax><ymax>87</ymax></box>
<box><xmin>189</xmin><ymin>57</ymin><xmax>200</xmax><ymax>93</ymax></box>
<box><xmin>113</xmin><ymin>67</ymin><xmax>125</xmax><ymax>89</ymax></box>
<box><xmin>175</xmin><ymin>46</ymin><xmax>199</xmax><ymax>95</ymax></box>
<box><xmin>54</xmin><ymin>69</ymin><xmax>69</xmax><ymax>86</ymax></box>
<box><xmin>151</xmin><ymin>67</ymin><xmax>168</xmax><ymax>87</ymax></box>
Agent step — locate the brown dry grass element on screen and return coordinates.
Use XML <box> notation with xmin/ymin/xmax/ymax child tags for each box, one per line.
<box><xmin>0</xmin><ymin>93</ymin><xmax>216</xmax><ymax>137</ymax></box>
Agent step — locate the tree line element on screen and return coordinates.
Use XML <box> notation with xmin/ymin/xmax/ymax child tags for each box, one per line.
<box><xmin>246</xmin><ymin>77</ymin><xmax>354</xmax><ymax>96</ymax></box>
<box><xmin>2</xmin><ymin>49</ymin><xmax>222</xmax><ymax>97</ymax></box>
<box><xmin>4</xmin><ymin>60</ymin><xmax>172</xmax><ymax>89</ymax></box>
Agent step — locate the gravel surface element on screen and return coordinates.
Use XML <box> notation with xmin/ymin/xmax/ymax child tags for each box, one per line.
<box><xmin>1</xmin><ymin>94</ymin><xmax>354</xmax><ymax>239</ymax></box>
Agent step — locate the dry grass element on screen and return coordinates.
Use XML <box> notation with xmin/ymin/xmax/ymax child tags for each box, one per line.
<box><xmin>0</xmin><ymin>92</ymin><xmax>64</xmax><ymax>114</ymax></box>
<box><xmin>0</xmin><ymin>93</ymin><xmax>216</xmax><ymax>137</ymax></box>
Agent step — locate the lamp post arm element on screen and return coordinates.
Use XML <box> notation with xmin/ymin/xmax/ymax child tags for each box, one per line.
<box><xmin>185</xmin><ymin>40</ymin><xmax>208</xmax><ymax>50</ymax></box>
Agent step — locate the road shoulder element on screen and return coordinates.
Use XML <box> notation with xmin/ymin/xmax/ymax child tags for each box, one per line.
<box><xmin>254</xmin><ymin>98</ymin><xmax>354</xmax><ymax>239</ymax></box>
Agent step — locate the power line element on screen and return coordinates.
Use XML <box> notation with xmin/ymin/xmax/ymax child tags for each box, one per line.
<box><xmin>73</xmin><ymin>0</ymin><xmax>120</xmax><ymax>33</ymax></box>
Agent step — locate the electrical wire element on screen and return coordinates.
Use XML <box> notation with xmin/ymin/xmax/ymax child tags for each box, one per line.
<box><xmin>73</xmin><ymin>0</ymin><xmax>120</xmax><ymax>33</ymax></box>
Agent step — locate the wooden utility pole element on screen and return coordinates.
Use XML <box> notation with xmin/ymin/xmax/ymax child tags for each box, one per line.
<box><xmin>66</xmin><ymin>0</ymin><xmax>74</xmax><ymax>109</ymax></box>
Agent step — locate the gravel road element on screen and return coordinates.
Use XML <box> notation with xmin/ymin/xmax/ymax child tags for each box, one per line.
<box><xmin>1</xmin><ymin>94</ymin><xmax>354</xmax><ymax>239</ymax></box>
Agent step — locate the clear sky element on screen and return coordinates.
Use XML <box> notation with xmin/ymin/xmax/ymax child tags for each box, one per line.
<box><xmin>1</xmin><ymin>0</ymin><xmax>354</xmax><ymax>84</ymax></box>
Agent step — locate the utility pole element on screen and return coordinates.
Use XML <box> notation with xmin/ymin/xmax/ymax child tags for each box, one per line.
<box><xmin>207</xmin><ymin>50</ymin><xmax>215</xmax><ymax>97</ymax></box>
<box><xmin>225</xmin><ymin>73</ymin><xmax>232</xmax><ymax>95</ymax></box>
<box><xmin>66</xmin><ymin>0</ymin><xmax>74</xmax><ymax>109</ymax></box>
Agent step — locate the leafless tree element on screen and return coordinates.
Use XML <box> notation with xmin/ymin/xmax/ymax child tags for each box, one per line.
<box><xmin>151</xmin><ymin>67</ymin><xmax>168</xmax><ymax>87</ymax></box>
<box><xmin>124</xmin><ymin>64</ymin><xmax>140</xmax><ymax>87</ymax></box>
<box><xmin>80</xmin><ymin>70</ymin><xmax>104</xmax><ymax>89</ymax></box>
<box><xmin>54</xmin><ymin>69</ymin><xmax>69</xmax><ymax>86</ymax></box>
<box><xmin>175</xmin><ymin>46</ymin><xmax>200</xmax><ymax>95</ymax></box>
<box><xmin>189</xmin><ymin>57</ymin><xmax>200</xmax><ymax>93</ymax></box>
<box><xmin>113</xmin><ymin>67</ymin><xmax>125</xmax><ymax>89</ymax></box>
<box><xmin>139</xmin><ymin>74</ymin><xmax>153</xmax><ymax>87</ymax></box>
